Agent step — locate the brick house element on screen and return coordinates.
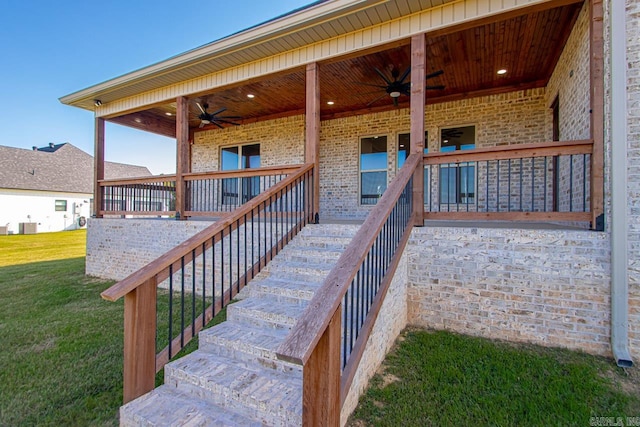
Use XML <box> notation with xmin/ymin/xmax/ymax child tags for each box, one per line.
<box><xmin>60</xmin><ymin>0</ymin><xmax>638</xmax><ymax>424</ymax></box>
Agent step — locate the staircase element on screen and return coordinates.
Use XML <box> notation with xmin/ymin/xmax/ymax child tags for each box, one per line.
<box><xmin>120</xmin><ymin>223</ymin><xmax>359</xmax><ymax>426</ymax></box>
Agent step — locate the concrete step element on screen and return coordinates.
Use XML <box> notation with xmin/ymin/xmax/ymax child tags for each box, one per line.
<box><xmin>277</xmin><ymin>245</ymin><xmax>344</xmax><ymax>264</ymax></box>
<box><xmin>198</xmin><ymin>321</ymin><xmax>302</xmax><ymax>377</ymax></box>
<box><xmin>238</xmin><ymin>275</ymin><xmax>321</xmax><ymax>304</ymax></box>
<box><xmin>164</xmin><ymin>352</ymin><xmax>302</xmax><ymax>426</ymax></box>
<box><xmin>227</xmin><ymin>295</ymin><xmax>308</xmax><ymax>330</ymax></box>
<box><xmin>120</xmin><ymin>386</ymin><xmax>261</xmax><ymax>426</ymax></box>
<box><xmin>265</xmin><ymin>259</ymin><xmax>335</xmax><ymax>277</ymax></box>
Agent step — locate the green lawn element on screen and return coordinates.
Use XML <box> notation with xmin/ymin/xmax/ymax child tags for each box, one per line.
<box><xmin>348</xmin><ymin>328</ymin><xmax>640</xmax><ymax>426</ymax></box>
<box><xmin>0</xmin><ymin>231</ymin><xmax>224</xmax><ymax>426</ymax></box>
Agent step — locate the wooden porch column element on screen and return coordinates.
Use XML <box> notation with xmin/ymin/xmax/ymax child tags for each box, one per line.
<box><xmin>175</xmin><ymin>96</ymin><xmax>190</xmax><ymax>220</ymax></box>
<box><xmin>410</xmin><ymin>34</ymin><xmax>426</xmax><ymax>226</ymax></box>
<box><xmin>94</xmin><ymin>117</ymin><xmax>105</xmax><ymax>218</ymax></box>
<box><xmin>590</xmin><ymin>0</ymin><xmax>604</xmax><ymax>230</ymax></box>
<box><xmin>306</xmin><ymin>62</ymin><xmax>321</xmax><ymax>223</ymax></box>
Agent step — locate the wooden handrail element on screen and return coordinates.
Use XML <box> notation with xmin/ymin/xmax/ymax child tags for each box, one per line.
<box><xmin>101</xmin><ymin>163</ymin><xmax>314</xmax><ymax>302</ymax></box>
<box><xmin>423</xmin><ymin>139</ymin><xmax>593</xmax><ymax>165</ymax></box>
<box><xmin>182</xmin><ymin>165</ymin><xmax>301</xmax><ymax>180</ymax></box>
<box><xmin>98</xmin><ymin>175</ymin><xmax>177</xmax><ymax>186</ymax></box>
<box><xmin>277</xmin><ymin>154</ymin><xmax>421</xmax><ymax>366</ymax></box>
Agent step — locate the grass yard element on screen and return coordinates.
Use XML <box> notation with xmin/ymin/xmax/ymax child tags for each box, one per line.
<box><xmin>0</xmin><ymin>231</ymin><xmax>224</xmax><ymax>426</ymax></box>
<box><xmin>348</xmin><ymin>328</ymin><xmax>640</xmax><ymax>426</ymax></box>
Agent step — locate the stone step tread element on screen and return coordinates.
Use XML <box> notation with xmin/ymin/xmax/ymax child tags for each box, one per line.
<box><xmin>244</xmin><ymin>277</ymin><xmax>320</xmax><ymax>300</ymax></box>
<box><xmin>165</xmin><ymin>352</ymin><xmax>301</xmax><ymax>419</ymax></box>
<box><xmin>298</xmin><ymin>224</ymin><xmax>360</xmax><ymax>237</ymax></box>
<box><xmin>120</xmin><ymin>386</ymin><xmax>261</xmax><ymax>426</ymax></box>
<box><xmin>228</xmin><ymin>296</ymin><xmax>308</xmax><ymax>327</ymax></box>
<box><xmin>278</xmin><ymin>246</ymin><xmax>345</xmax><ymax>260</ymax></box>
<box><xmin>199</xmin><ymin>321</ymin><xmax>289</xmax><ymax>358</ymax></box>
<box><xmin>265</xmin><ymin>258</ymin><xmax>336</xmax><ymax>273</ymax></box>
<box><xmin>252</xmin><ymin>269</ymin><xmax>328</xmax><ymax>285</ymax></box>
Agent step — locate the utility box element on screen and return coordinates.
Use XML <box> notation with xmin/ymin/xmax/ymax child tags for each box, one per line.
<box><xmin>0</xmin><ymin>226</ymin><xmax>7</xmax><ymax>235</ymax></box>
<box><xmin>19</xmin><ymin>223</ymin><xmax>37</xmax><ymax>234</ymax></box>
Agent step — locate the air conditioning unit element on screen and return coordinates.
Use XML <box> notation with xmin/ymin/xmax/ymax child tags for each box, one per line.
<box><xmin>19</xmin><ymin>222</ymin><xmax>37</xmax><ymax>234</ymax></box>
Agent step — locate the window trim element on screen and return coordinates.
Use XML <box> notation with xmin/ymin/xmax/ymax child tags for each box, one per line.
<box><xmin>55</xmin><ymin>199</ymin><xmax>67</xmax><ymax>212</ymax></box>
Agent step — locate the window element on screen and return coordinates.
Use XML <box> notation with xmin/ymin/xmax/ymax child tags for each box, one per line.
<box><xmin>55</xmin><ymin>200</ymin><xmax>67</xmax><ymax>212</ymax></box>
<box><xmin>360</xmin><ymin>136</ymin><xmax>387</xmax><ymax>205</ymax></box>
<box><xmin>440</xmin><ymin>126</ymin><xmax>476</xmax><ymax>204</ymax></box>
<box><xmin>220</xmin><ymin>143</ymin><xmax>261</xmax><ymax>204</ymax></box>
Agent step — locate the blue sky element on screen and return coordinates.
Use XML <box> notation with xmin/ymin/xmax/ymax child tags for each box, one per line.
<box><xmin>0</xmin><ymin>1</ymin><xmax>311</xmax><ymax>174</ymax></box>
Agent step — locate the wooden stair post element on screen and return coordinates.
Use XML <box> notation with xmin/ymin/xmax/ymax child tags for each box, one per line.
<box><xmin>123</xmin><ymin>277</ymin><xmax>157</xmax><ymax>403</ymax></box>
<box><xmin>303</xmin><ymin>305</ymin><xmax>341</xmax><ymax>426</ymax></box>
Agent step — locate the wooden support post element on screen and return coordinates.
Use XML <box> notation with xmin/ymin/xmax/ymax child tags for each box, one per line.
<box><xmin>176</xmin><ymin>96</ymin><xmax>190</xmax><ymax>220</ymax></box>
<box><xmin>303</xmin><ymin>305</ymin><xmax>341</xmax><ymax>426</ymax></box>
<box><xmin>410</xmin><ymin>34</ymin><xmax>426</xmax><ymax>226</ymax></box>
<box><xmin>590</xmin><ymin>0</ymin><xmax>604</xmax><ymax>230</ymax></box>
<box><xmin>94</xmin><ymin>117</ymin><xmax>105</xmax><ymax>218</ymax></box>
<box><xmin>306</xmin><ymin>62</ymin><xmax>321</xmax><ymax>223</ymax></box>
<box><xmin>123</xmin><ymin>277</ymin><xmax>157</xmax><ymax>403</ymax></box>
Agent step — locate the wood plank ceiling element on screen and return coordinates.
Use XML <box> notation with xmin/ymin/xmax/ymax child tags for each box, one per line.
<box><xmin>110</xmin><ymin>2</ymin><xmax>582</xmax><ymax>137</ymax></box>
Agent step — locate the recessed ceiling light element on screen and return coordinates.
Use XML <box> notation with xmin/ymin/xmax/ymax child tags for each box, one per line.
<box><xmin>497</xmin><ymin>69</ymin><xmax>507</xmax><ymax>75</ymax></box>
<box><xmin>327</xmin><ymin>101</ymin><xmax>335</xmax><ymax>105</ymax></box>
<box><xmin>165</xmin><ymin>112</ymin><xmax>172</xmax><ymax>116</ymax></box>
<box><xmin>247</xmin><ymin>94</ymin><xmax>255</xmax><ymax>99</ymax></box>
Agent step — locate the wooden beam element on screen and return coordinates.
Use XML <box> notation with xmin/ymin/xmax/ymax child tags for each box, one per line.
<box><xmin>94</xmin><ymin>117</ymin><xmax>105</xmax><ymax>218</ymax></box>
<box><xmin>306</xmin><ymin>62</ymin><xmax>321</xmax><ymax>221</ymax></box>
<box><xmin>123</xmin><ymin>277</ymin><xmax>157</xmax><ymax>403</ymax></box>
<box><xmin>175</xmin><ymin>96</ymin><xmax>190</xmax><ymax>219</ymax></box>
<box><xmin>302</xmin><ymin>306</ymin><xmax>341</xmax><ymax>426</ymax></box>
<box><xmin>590</xmin><ymin>0</ymin><xmax>604</xmax><ymax>230</ymax></box>
<box><xmin>410</xmin><ymin>34</ymin><xmax>426</xmax><ymax>226</ymax></box>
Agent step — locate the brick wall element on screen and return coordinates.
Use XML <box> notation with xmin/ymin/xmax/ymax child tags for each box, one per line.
<box><xmin>406</xmin><ymin>225</ymin><xmax>614</xmax><ymax>357</ymax></box>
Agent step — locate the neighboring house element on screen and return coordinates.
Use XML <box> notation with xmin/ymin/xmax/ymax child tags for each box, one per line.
<box><xmin>60</xmin><ymin>0</ymin><xmax>638</xmax><ymax>424</ymax></box>
<box><xmin>0</xmin><ymin>143</ymin><xmax>151</xmax><ymax>234</ymax></box>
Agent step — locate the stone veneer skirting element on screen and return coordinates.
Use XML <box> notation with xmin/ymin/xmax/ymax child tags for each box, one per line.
<box><xmin>87</xmin><ymin>218</ymin><xmax>636</xmax><ymax>361</ymax></box>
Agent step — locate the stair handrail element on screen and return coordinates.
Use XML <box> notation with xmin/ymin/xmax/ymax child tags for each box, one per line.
<box><xmin>276</xmin><ymin>153</ymin><xmax>420</xmax><ymax>424</ymax></box>
<box><xmin>101</xmin><ymin>162</ymin><xmax>315</xmax><ymax>403</ymax></box>
<box><xmin>101</xmin><ymin>163</ymin><xmax>313</xmax><ymax>302</ymax></box>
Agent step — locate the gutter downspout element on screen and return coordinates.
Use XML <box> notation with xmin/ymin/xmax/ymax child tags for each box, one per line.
<box><xmin>610</xmin><ymin>0</ymin><xmax>633</xmax><ymax>368</ymax></box>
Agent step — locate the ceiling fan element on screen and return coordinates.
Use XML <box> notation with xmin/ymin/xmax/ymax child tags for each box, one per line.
<box><xmin>196</xmin><ymin>103</ymin><xmax>242</xmax><ymax>128</ymax></box>
<box><xmin>358</xmin><ymin>67</ymin><xmax>445</xmax><ymax>107</ymax></box>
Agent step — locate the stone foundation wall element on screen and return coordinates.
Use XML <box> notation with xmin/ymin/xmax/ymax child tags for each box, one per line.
<box><xmin>405</xmin><ymin>226</ymin><xmax>617</xmax><ymax>358</ymax></box>
<box><xmin>86</xmin><ymin>218</ymin><xmax>215</xmax><ymax>280</ymax></box>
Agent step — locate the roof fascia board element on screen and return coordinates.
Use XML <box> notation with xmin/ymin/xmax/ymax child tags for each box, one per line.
<box><xmin>59</xmin><ymin>0</ymin><xmax>389</xmax><ymax>107</ymax></box>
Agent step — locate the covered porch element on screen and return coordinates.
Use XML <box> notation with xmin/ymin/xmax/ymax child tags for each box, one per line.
<box><xmin>86</xmin><ymin>0</ymin><xmax>602</xmax><ymax>230</ymax></box>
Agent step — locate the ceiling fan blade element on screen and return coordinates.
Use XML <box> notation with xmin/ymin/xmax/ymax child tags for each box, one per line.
<box><xmin>398</xmin><ymin>66</ymin><xmax>411</xmax><ymax>83</ymax></box>
<box><xmin>426</xmin><ymin>70</ymin><xmax>444</xmax><ymax>80</ymax></box>
<box><xmin>196</xmin><ymin>102</ymin><xmax>206</xmax><ymax>114</ymax></box>
<box><xmin>366</xmin><ymin>92</ymin><xmax>389</xmax><ymax>107</ymax></box>
<box><xmin>426</xmin><ymin>85</ymin><xmax>445</xmax><ymax>90</ymax></box>
<box><xmin>210</xmin><ymin>107</ymin><xmax>226</xmax><ymax>116</ymax></box>
<box><xmin>213</xmin><ymin>122</ymin><xmax>224</xmax><ymax>129</ymax></box>
<box><xmin>199</xmin><ymin>121</ymin><xmax>205</xmax><ymax>128</ymax></box>
<box><xmin>217</xmin><ymin>115</ymin><xmax>242</xmax><ymax>120</ymax></box>
<box><xmin>373</xmin><ymin>67</ymin><xmax>393</xmax><ymax>85</ymax></box>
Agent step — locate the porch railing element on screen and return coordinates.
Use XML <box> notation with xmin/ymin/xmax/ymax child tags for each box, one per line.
<box><xmin>423</xmin><ymin>140</ymin><xmax>593</xmax><ymax>222</ymax></box>
<box><xmin>276</xmin><ymin>153</ymin><xmax>419</xmax><ymax>425</ymax></box>
<box><xmin>97</xmin><ymin>165</ymin><xmax>300</xmax><ymax>217</ymax></box>
<box><xmin>101</xmin><ymin>163</ymin><xmax>314</xmax><ymax>403</ymax></box>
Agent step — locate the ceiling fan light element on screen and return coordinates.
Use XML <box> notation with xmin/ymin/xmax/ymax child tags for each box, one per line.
<box><xmin>390</xmin><ymin>91</ymin><xmax>401</xmax><ymax>98</ymax></box>
<box><xmin>202</xmin><ymin>119</ymin><xmax>211</xmax><ymax>124</ymax></box>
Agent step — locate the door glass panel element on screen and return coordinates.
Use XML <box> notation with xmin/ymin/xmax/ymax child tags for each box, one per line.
<box><xmin>360</xmin><ymin>136</ymin><xmax>387</xmax><ymax>205</ymax></box>
<box><xmin>439</xmin><ymin>126</ymin><xmax>476</xmax><ymax>204</ymax></box>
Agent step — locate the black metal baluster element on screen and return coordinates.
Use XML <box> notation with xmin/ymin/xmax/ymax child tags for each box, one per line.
<box><xmin>202</xmin><ymin>242</ymin><xmax>206</xmax><ymax>327</ymax></box>
<box><xmin>192</xmin><ymin>249</ymin><xmax>196</xmax><ymax>338</ymax></box>
<box><xmin>583</xmin><ymin>154</ymin><xmax>588</xmax><ymax>212</ymax></box>
<box><xmin>519</xmin><ymin>158</ymin><xmax>523</xmax><ymax>212</ymax></box>
<box><xmin>508</xmin><ymin>160</ymin><xmax>512</xmax><ymax>211</ymax></box>
<box><xmin>236</xmin><ymin>218</ymin><xmax>240</xmax><ymax>293</ymax></box>
<box><xmin>544</xmin><ymin>157</ymin><xmax>548</xmax><ymax>211</ymax></box>
<box><xmin>570</xmin><ymin>155</ymin><xmax>574</xmax><ymax>212</ymax></box>
<box><xmin>168</xmin><ymin>264</ymin><xmax>173</xmax><ymax>359</ymax></box>
<box><xmin>180</xmin><ymin>257</ymin><xmax>185</xmax><ymax>349</ymax></box>
<box><xmin>497</xmin><ymin>160</ymin><xmax>500</xmax><ymax>212</ymax></box>
<box><xmin>531</xmin><ymin>158</ymin><xmax>535</xmax><ymax>212</ymax></box>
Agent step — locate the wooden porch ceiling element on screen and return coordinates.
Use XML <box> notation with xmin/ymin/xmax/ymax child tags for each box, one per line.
<box><xmin>110</xmin><ymin>1</ymin><xmax>583</xmax><ymax>137</ymax></box>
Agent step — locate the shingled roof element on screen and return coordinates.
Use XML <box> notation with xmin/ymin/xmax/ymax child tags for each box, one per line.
<box><xmin>0</xmin><ymin>143</ymin><xmax>151</xmax><ymax>194</ymax></box>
